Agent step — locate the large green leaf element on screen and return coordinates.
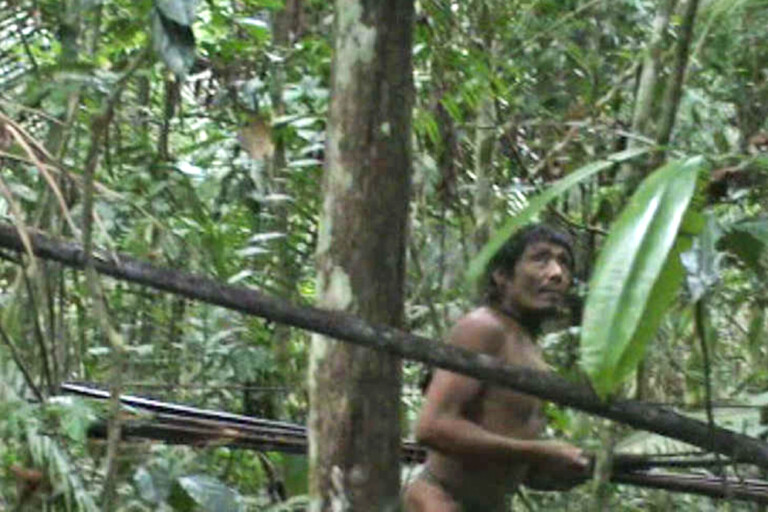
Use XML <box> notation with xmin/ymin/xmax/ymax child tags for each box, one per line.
<box><xmin>466</xmin><ymin>147</ymin><xmax>649</xmax><ymax>283</ymax></box>
<box><xmin>580</xmin><ymin>157</ymin><xmax>707</xmax><ymax>398</ymax></box>
<box><xmin>152</xmin><ymin>0</ymin><xmax>197</xmax><ymax>77</ymax></box>
<box><xmin>170</xmin><ymin>475</ymin><xmax>245</xmax><ymax>512</ymax></box>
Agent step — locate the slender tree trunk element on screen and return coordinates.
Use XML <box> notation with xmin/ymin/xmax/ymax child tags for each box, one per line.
<box><xmin>631</xmin><ymin>0</ymin><xmax>677</xmax><ymax>141</ymax></box>
<box><xmin>619</xmin><ymin>0</ymin><xmax>676</xmax><ymax>186</ymax></box>
<box><xmin>473</xmin><ymin>94</ymin><xmax>495</xmax><ymax>250</ymax></box>
<box><xmin>308</xmin><ymin>1</ymin><xmax>414</xmax><ymax>510</ymax></box>
<box><xmin>654</xmin><ymin>0</ymin><xmax>701</xmax><ymax>160</ymax></box>
<box><xmin>269</xmin><ymin>0</ymin><xmax>302</xmax><ymax>410</ymax></box>
<box><xmin>157</xmin><ymin>77</ymin><xmax>179</xmax><ymax>162</ymax></box>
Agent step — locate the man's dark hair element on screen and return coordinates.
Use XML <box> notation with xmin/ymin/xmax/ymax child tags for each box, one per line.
<box><xmin>483</xmin><ymin>223</ymin><xmax>574</xmax><ymax>305</ymax></box>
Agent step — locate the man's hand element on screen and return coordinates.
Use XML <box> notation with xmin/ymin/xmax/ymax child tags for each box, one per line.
<box><xmin>524</xmin><ymin>441</ymin><xmax>591</xmax><ymax>491</ymax></box>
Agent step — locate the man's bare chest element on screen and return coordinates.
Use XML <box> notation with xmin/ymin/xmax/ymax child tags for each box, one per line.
<box><xmin>477</xmin><ymin>339</ymin><xmax>547</xmax><ymax>436</ymax></box>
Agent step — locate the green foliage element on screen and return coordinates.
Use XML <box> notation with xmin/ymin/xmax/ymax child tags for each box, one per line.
<box><xmin>170</xmin><ymin>475</ymin><xmax>245</xmax><ymax>512</ymax></box>
<box><xmin>580</xmin><ymin>157</ymin><xmax>707</xmax><ymax>398</ymax></box>
<box><xmin>153</xmin><ymin>0</ymin><xmax>198</xmax><ymax>77</ymax></box>
<box><xmin>467</xmin><ymin>147</ymin><xmax>650</xmax><ymax>284</ymax></box>
<box><xmin>0</xmin><ymin>0</ymin><xmax>766</xmax><ymax>508</ymax></box>
<box><xmin>720</xmin><ymin>218</ymin><xmax>768</xmax><ymax>275</ymax></box>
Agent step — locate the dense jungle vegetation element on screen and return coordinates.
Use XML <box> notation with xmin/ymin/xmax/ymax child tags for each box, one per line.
<box><xmin>0</xmin><ymin>0</ymin><xmax>767</xmax><ymax>510</ymax></box>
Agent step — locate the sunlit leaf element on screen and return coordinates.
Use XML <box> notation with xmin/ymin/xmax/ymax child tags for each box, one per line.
<box><xmin>249</xmin><ymin>232</ymin><xmax>286</xmax><ymax>243</ymax></box>
<box><xmin>467</xmin><ymin>147</ymin><xmax>650</xmax><ymax>284</ymax></box>
<box><xmin>580</xmin><ymin>157</ymin><xmax>707</xmax><ymax>398</ymax></box>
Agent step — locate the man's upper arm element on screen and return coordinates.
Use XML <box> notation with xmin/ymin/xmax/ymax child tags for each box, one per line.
<box><xmin>418</xmin><ymin>315</ymin><xmax>506</xmax><ymax>423</ymax></box>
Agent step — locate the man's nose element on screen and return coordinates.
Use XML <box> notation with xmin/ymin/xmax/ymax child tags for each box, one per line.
<box><xmin>544</xmin><ymin>260</ymin><xmax>566</xmax><ymax>282</ymax></box>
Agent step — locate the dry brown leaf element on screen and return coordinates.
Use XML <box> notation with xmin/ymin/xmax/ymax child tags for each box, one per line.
<box><xmin>238</xmin><ymin>118</ymin><xmax>275</xmax><ymax>161</ymax></box>
<box><xmin>0</xmin><ymin>121</ymin><xmax>12</xmax><ymax>150</ymax></box>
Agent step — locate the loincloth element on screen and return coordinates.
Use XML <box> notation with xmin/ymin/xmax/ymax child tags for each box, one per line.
<box><xmin>417</xmin><ymin>465</ymin><xmax>507</xmax><ymax>512</ymax></box>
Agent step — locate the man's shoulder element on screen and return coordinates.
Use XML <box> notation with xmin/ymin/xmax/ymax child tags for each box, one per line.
<box><xmin>449</xmin><ymin>307</ymin><xmax>514</xmax><ymax>353</ymax></box>
<box><xmin>458</xmin><ymin>306</ymin><xmax>506</xmax><ymax>328</ymax></box>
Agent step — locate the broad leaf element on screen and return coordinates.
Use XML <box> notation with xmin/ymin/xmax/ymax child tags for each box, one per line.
<box><xmin>681</xmin><ymin>213</ymin><xmax>724</xmax><ymax>301</ymax></box>
<box><xmin>467</xmin><ymin>147</ymin><xmax>649</xmax><ymax>283</ymax></box>
<box><xmin>152</xmin><ymin>0</ymin><xmax>197</xmax><ymax>77</ymax></box>
<box><xmin>719</xmin><ymin>217</ymin><xmax>768</xmax><ymax>275</ymax></box>
<box><xmin>170</xmin><ymin>475</ymin><xmax>245</xmax><ymax>512</ymax></box>
<box><xmin>580</xmin><ymin>157</ymin><xmax>707</xmax><ymax>398</ymax></box>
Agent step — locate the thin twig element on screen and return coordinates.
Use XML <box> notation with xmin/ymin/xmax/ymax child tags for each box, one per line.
<box><xmin>0</xmin><ymin>322</ymin><xmax>43</xmax><ymax>401</ymax></box>
<box><xmin>21</xmin><ymin>266</ymin><xmax>54</xmax><ymax>394</ymax></box>
<box><xmin>694</xmin><ymin>298</ymin><xmax>728</xmax><ymax>497</ymax></box>
<box><xmin>15</xmin><ymin>23</ymin><xmax>38</xmax><ymax>74</ymax></box>
<box><xmin>79</xmin><ymin>47</ymin><xmax>148</xmax><ymax>510</ymax></box>
<box><xmin>4</xmin><ymin>121</ymin><xmax>79</xmax><ymax>235</ymax></box>
<box><xmin>595</xmin><ymin>60</ymin><xmax>641</xmax><ymax>109</ymax></box>
<box><xmin>694</xmin><ymin>300</ymin><xmax>716</xmax><ymax>450</ymax></box>
<box><xmin>0</xmin><ymin>97</ymin><xmax>67</xmax><ymax>125</ymax></box>
<box><xmin>548</xmin><ymin>206</ymin><xmax>608</xmax><ymax>237</ymax></box>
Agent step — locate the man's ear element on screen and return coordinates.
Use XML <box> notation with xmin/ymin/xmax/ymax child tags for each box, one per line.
<box><xmin>492</xmin><ymin>269</ymin><xmax>508</xmax><ymax>287</ymax></box>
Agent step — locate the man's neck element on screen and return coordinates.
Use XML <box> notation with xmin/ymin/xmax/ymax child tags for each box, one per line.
<box><xmin>490</xmin><ymin>303</ymin><xmax>543</xmax><ymax>338</ymax></box>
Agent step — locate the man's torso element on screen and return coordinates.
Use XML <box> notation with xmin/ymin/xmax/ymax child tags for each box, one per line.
<box><xmin>425</xmin><ymin>307</ymin><xmax>547</xmax><ymax>503</ymax></box>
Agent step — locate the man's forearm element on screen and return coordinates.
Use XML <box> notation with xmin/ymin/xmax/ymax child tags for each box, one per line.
<box><xmin>419</xmin><ymin>417</ymin><xmax>556</xmax><ymax>464</ymax></box>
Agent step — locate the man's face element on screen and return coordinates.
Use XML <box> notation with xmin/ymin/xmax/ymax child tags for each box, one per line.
<box><xmin>495</xmin><ymin>241</ymin><xmax>573</xmax><ymax>315</ymax></box>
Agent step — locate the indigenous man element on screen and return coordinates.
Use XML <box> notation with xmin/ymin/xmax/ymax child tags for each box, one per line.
<box><xmin>404</xmin><ymin>224</ymin><xmax>589</xmax><ymax>511</ymax></box>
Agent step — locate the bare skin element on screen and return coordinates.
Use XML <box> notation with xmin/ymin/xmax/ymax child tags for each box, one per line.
<box><xmin>404</xmin><ymin>241</ymin><xmax>589</xmax><ymax>511</ymax></box>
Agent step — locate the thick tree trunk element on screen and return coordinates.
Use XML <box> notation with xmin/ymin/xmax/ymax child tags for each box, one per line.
<box><xmin>308</xmin><ymin>1</ymin><xmax>414</xmax><ymax>510</ymax></box>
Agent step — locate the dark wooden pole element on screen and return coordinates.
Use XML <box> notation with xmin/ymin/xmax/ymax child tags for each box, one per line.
<box><xmin>3</xmin><ymin>223</ymin><xmax>768</xmax><ymax>468</ymax></box>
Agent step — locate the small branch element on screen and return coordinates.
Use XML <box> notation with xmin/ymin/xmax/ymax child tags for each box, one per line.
<box><xmin>595</xmin><ymin>60</ymin><xmax>641</xmax><ymax>110</ymax></box>
<box><xmin>0</xmin><ymin>322</ymin><xmax>43</xmax><ymax>401</ymax></box>
<box><xmin>547</xmin><ymin>206</ymin><xmax>608</xmax><ymax>237</ymax></box>
<box><xmin>22</xmin><ymin>268</ymin><xmax>54</xmax><ymax>394</ymax></box>
<box><xmin>528</xmin><ymin>125</ymin><xmax>580</xmax><ymax>178</ymax></box>
<box><xmin>694</xmin><ymin>300</ymin><xmax>716</xmax><ymax>451</ymax></box>
<box><xmin>79</xmin><ymin>47</ymin><xmax>148</xmax><ymax>510</ymax></box>
<box><xmin>15</xmin><ymin>24</ymin><xmax>39</xmax><ymax>74</ymax></box>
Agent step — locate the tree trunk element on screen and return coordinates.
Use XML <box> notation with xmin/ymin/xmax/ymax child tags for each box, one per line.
<box><xmin>269</xmin><ymin>0</ymin><xmax>302</xmax><ymax>415</ymax></box>
<box><xmin>473</xmin><ymin>94</ymin><xmax>495</xmax><ymax>250</ymax></box>
<box><xmin>308</xmin><ymin>1</ymin><xmax>414</xmax><ymax>510</ymax></box>
<box><xmin>632</xmin><ymin>0</ymin><xmax>677</xmax><ymax>141</ymax></box>
<box><xmin>654</xmin><ymin>0</ymin><xmax>701</xmax><ymax>163</ymax></box>
<box><xmin>619</xmin><ymin>0</ymin><xmax>676</xmax><ymax>186</ymax></box>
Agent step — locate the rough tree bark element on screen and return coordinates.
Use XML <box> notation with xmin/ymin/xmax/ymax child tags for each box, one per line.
<box><xmin>308</xmin><ymin>1</ymin><xmax>414</xmax><ymax>510</ymax></box>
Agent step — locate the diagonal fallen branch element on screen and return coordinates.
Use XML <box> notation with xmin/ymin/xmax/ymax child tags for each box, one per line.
<box><xmin>67</xmin><ymin>383</ymin><xmax>768</xmax><ymax>505</ymax></box>
<box><xmin>2</xmin><ymin>223</ymin><xmax>768</xmax><ymax>467</ymax></box>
